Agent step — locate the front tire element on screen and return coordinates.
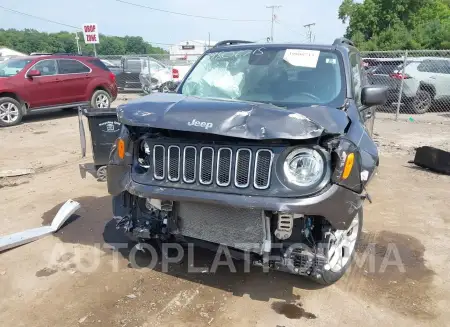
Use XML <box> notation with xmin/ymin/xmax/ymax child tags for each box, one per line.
<box><xmin>90</xmin><ymin>90</ymin><xmax>111</xmax><ymax>109</ymax></box>
<box><xmin>312</xmin><ymin>209</ymin><xmax>363</xmax><ymax>285</ymax></box>
<box><xmin>0</xmin><ymin>97</ymin><xmax>23</xmax><ymax>127</ymax></box>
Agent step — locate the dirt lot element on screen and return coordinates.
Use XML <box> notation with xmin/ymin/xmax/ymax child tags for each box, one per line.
<box><xmin>1</xmin><ymin>95</ymin><xmax>449</xmax><ymax>327</ymax></box>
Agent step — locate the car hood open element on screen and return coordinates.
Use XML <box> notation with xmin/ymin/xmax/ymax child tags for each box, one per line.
<box><xmin>116</xmin><ymin>93</ymin><xmax>349</xmax><ymax>140</ymax></box>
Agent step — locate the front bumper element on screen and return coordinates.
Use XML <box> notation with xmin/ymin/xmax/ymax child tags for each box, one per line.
<box><xmin>108</xmin><ymin>165</ymin><xmax>361</xmax><ymax>230</ymax></box>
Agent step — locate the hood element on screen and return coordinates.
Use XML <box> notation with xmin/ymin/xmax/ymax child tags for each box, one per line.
<box><xmin>116</xmin><ymin>93</ymin><xmax>349</xmax><ymax>140</ymax></box>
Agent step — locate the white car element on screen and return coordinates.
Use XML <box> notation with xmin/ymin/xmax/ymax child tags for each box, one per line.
<box><xmin>369</xmin><ymin>57</ymin><xmax>450</xmax><ymax>113</ymax></box>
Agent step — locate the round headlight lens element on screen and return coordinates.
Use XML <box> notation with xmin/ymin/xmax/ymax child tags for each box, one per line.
<box><xmin>283</xmin><ymin>148</ymin><xmax>324</xmax><ymax>187</ymax></box>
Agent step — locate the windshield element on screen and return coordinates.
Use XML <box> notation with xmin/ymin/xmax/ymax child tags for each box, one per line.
<box><xmin>0</xmin><ymin>58</ymin><xmax>33</xmax><ymax>77</ymax></box>
<box><xmin>180</xmin><ymin>47</ymin><xmax>345</xmax><ymax>108</ymax></box>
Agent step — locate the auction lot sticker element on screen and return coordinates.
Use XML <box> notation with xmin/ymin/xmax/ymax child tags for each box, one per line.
<box><xmin>283</xmin><ymin>49</ymin><xmax>320</xmax><ymax>68</ymax></box>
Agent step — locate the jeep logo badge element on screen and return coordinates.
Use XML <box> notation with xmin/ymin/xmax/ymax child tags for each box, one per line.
<box><xmin>187</xmin><ymin>119</ymin><xmax>213</xmax><ymax>130</ymax></box>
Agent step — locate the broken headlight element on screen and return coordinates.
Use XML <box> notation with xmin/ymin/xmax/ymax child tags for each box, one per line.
<box><xmin>283</xmin><ymin>148</ymin><xmax>325</xmax><ymax>187</ymax></box>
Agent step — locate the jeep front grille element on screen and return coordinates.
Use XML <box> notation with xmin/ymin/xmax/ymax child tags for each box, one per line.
<box><xmin>149</xmin><ymin>144</ymin><xmax>274</xmax><ymax>190</ymax></box>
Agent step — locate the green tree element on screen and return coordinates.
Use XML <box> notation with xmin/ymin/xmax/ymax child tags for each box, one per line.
<box><xmin>338</xmin><ymin>0</ymin><xmax>450</xmax><ymax>50</ymax></box>
<box><xmin>0</xmin><ymin>28</ymin><xmax>167</xmax><ymax>55</ymax></box>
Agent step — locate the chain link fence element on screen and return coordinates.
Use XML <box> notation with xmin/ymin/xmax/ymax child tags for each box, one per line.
<box><xmin>361</xmin><ymin>50</ymin><xmax>450</xmax><ymax>121</ymax></box>
<box><xmin>98</xmin><ymin>54</ymin><xmax>203</xmax><ymax>93</ymax></box>
<box><xmin>100</xmin><ymin>50</ymin><xmax>450</xmax><ymax>123</ymax></box>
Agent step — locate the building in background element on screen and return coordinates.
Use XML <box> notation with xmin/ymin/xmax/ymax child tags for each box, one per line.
<box><xmin>169</xmin><ymin>40</ymin><xmax>217</xmax><ymax>62</ymax></box>
<box><xmin>0</xmin><ymin>47</ymin><xmax>27</xmax><ymax>62</ymax></box>
<box><xmin>0</xmin><ymin>47</ymin><xmax>26</xmax><ymax>58</ymax></box>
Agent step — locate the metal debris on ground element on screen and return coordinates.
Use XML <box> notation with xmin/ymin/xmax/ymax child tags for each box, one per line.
<box><xmin>0</xmin><ymin>168</ymin><xmax>35</xmax><ymax>178</ymax></box>
<box><xmin>0</xmin><ymin>199</ymin><xmax>81</xmax><ymax>252</ymax></box>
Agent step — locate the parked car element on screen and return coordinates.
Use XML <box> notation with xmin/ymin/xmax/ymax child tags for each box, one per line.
<box><xmin>139</xmin><ymin>58</ymin><xmax>173</xmax><ymax>93</ymax></box>
<box><xmin>367</xmin><ymin>56</ymin><xmax>450</xmax><ymax>113</ymax></box>
<box><xmin>114</xmin><ymin>56</ymin><xmax>147</xmax><ymax>91</ymax></box>
<box><xmin>107</xmin><ymin>38</ymin><xmax>387</xmax><ymax>285</ymax></box>
<box><xmin>0</xmin><ymin>53</ymin><xmax>117</xmax><ymax>127</ymax></box>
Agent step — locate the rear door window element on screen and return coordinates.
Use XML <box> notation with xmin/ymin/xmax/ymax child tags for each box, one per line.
<box><xmin>57</xmin><ymin>59</ymin><xmax>90</xmax><ymax>74</ymax></box>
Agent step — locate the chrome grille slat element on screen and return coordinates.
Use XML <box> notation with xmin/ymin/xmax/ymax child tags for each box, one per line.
<box><xmin>183</xmin><ymin>146</ymin><xmax>197</xmax><ymax>183</ymax></box>
<box><xmin>234</xmin><ymin>148</ymin><xmax>252</xmax><ymax>188</ymax></box>
<box><xmin>254</xmin><ymin>149</ymin><xmax>274</xmax><ymax>190</ymax></box>
<box><xmin>153</xmin><ymin>145</ymin><xmax>165</xmax><ymax>180</ymax></box>
<box><xmin>216</xmin><ymin>148</ymin><xmax>232</xmax><ymax>187</ymax></box>
<box><xmin>150</xmin><ymin>143</ymin><xmax>273</xmax><ymax>189</ymax></box>
<box><xmin>199</xmin><ymin>147</ymin><xmax>214</xmax><ymax>185</ymax></box>
<box><xmin>167</xmin><ymin>145</ymin><xmax>180</xmax><ymax>182</ymax></box>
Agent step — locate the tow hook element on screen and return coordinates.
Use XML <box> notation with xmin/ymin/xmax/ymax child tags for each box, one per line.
<box><xmin>361</xmin><ymin>187</ymin><xmax>372</xmax><ymax>204</ymax></box>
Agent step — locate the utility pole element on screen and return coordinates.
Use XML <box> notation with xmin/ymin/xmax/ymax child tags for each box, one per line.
<box><xmin>266</xmin><ymin>5</ymin><xmax>282</xmax><ymax>42</ymax></box>
<box><xmin>304</xmin><ymin>23</ymin><xmax>316</xmax><ymax>43</ymax></box>
<box><xmin>75</xmin><ymin>32</ymin><xmax>81</xmax><ymax>54</ymax></box>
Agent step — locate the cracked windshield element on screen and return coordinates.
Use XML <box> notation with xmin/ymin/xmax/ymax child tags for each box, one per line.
<box><xmin>181</xmin><ymin>48</ymin><xmax>345</xmax><ymax>107</ymax></box>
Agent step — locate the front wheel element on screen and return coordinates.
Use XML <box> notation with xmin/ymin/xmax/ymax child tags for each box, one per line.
<box><xmin>90</xmin><ymin>90</ymin><xmax>111</xmax><ymax>109</ymax></box>
<box><xmin>312</xmin><ymin>209</ymin><xmax>363</xmax><ymax>285</ymax></box>
<box><xmin>0</xmin><ymin>97</ymin><xmax>23</xmax><ymax>127</ymax></box>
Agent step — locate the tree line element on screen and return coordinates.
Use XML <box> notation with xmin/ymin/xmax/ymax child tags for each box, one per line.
<box><xmin>339</xmin><ymin>0</ymin><xmax>450</xmax><ymax>50</ymax></box>
<box><xmin>0</xmin><ymin>28</ymin><xmax>167</xmax><ymax>56</ymax></box>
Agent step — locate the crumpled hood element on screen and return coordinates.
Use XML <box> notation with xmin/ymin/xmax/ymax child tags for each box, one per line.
<box><xmin>116</xmin><ymin>93</ymin><xmax>349</xmax><ymax>140</ymax></box>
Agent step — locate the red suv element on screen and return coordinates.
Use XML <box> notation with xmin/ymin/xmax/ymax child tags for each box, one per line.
<box><xmin>0</xmin><ymin>54</ymin><xmax>118</xmax><ymax>127</ymax></box>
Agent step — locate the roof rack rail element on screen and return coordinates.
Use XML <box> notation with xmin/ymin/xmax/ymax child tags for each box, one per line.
<box><xmin>213</xmin><ymin>40</ymin><xmax>254</xmax><ymax>48</ymax></box>
<box><xmin>29</xmin><ymin>52</ymin><xmax>52</xmax><ymax>56</ymax></box>
<box><xmin>333</xmin><ymin>38</ymin><xmax>355</xmax><ymax>47</ymax></box>
<box><xmin>52</xmin><ymin>52</ymin><xmax>85</xmax><ymax>56</ymax></box>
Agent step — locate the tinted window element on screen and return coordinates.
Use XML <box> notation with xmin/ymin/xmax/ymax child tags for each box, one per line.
<box><xmin>31</xmin><ymin>60</ymin><xmax>58</xmax><ymax>76</ymax></box>
<box><xmin>350</xmin><ymin>53</ymin><xmax>362</xmax><ymax>105</ymax></box>
<box><xmin>89</xmin><ymin>59</ymin><xmax>110</xmax><ymax>71</ymax></box>
<box><xmin>57</xmin><ymin>59</ymin><xmax>90</xmax><ymax>74</ymax></box>
<box><xmin>418</xmin><ymin>59</ymin><xmax>450</xmax><ymax>74</ymax></box>
<box><xmin>181</xmin><ymin>48</ymin><xmax>345</xmax><ymax>108</ymax></box>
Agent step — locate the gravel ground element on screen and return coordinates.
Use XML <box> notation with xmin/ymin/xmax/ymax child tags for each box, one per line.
<box><xmin>1</xmin><ymin>94</ymin><xmax>449</xmax><ymax>327</ymax></box>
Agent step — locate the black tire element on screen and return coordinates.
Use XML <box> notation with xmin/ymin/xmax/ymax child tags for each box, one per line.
<box><xmin>0</xmin><ymin>97</ymin><xmax>24</xmax><ymax>127</ymax></box>
<box><xmin>158</xmin><ymin>81</ymin><xmax>177</xmax><ymax>93</ymax></box>
<box><xmin>90</xmin><ymin>90</ymin><xmax>111</xmax><ymax>109</ymax></box>
<box><xmin>310</xmin><ymin>209</ymin><xmax>363</xmax><ymax>285</ymax></box>
<box><xmin>411</xmin><ymin>90</ymin><xmax>432</xmax><ymax>114</ymax></box>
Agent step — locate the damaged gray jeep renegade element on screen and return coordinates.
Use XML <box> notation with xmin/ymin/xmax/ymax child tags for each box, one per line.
<box><xmin>107</xmin><ymin>38</ymin><xmax>387</xmax><ymax>285</ymax></box>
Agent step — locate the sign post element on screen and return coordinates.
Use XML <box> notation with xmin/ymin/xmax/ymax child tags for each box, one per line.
<box><xmin>82</xmin><ymin>23</ymin><xmax>100</xmax><ymax>56</ymax></box>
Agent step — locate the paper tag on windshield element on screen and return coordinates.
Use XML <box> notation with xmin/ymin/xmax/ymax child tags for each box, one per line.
<box><xmin>283</xmin><ymin>49</ymin><xmax>320</xmax><ymax>68</ymax></box>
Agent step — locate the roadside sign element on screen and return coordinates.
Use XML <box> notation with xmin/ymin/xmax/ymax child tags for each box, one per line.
<box><xmin>82</xmin><ymin>23</ymin><xmax>100</xmax><ymax>44</ymax></box>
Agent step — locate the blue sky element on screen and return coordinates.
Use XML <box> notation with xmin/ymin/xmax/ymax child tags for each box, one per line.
<box><xmin>0</xmin><ymin>0</ymin><xmax>348</xmax><ymax>48</ymax></box>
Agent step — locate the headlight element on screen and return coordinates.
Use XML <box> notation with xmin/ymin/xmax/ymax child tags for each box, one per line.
<box><xmin>283</xmin><ymin>148</ymin><xmax>325</xmax><ymax>187</ymax></box>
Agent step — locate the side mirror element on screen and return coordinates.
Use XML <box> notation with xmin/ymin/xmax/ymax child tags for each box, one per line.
<box><xmin>361</xmin><ymin>85</ymin><xmax>387</xmax><ymax>107</ymax></box>
<box><xmin>27</xmin><ymin>69</ymin><xmax>41</xmax><ymax>78</ymax></box>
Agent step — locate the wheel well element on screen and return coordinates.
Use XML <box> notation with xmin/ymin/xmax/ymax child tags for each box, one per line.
<box><xmin>419</xmin><ymin>83</ymin><xmax>436</xmax><ymax>98</ymax></box>
<box><xmin>92</xmin><ymin>86</ymin><xmax>111</xmax><ymax>98</ymax></box>
<box><xmin>0</xmin><ymin>92</ymin><xmax>28</xmax><ymax>114</ymax></box>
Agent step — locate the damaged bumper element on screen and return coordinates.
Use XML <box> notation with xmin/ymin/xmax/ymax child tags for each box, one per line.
<box><xmin>108</xmin><ymin>165</ymin><xmax>361</xmax><ymax>230</ymax></box>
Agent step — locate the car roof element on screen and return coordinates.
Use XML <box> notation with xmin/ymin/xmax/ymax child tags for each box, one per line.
<box><xmin>18</xmin><ymin>54</ymin><xmax>97</xmax><ymax>61</ymax></box>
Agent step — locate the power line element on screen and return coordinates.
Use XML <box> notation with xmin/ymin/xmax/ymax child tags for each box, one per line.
<box><xmin>115</xmin><ymin>0</ymin><xmax>269</xmax><ymax>22</ymax></box>
<box><xmin>274</xmin><ymin>20</ymin><xmax>309</xmax><ymax>42</ymax></box>
<box><xmin>0</xmin><ymin>5</ymin><xmax>176</xmax><ymax>47</ymax></box>
<box><xmin>0</xmin><ymin>5</ymin><xmax>80</xmax><ymax>30</ymax></box>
